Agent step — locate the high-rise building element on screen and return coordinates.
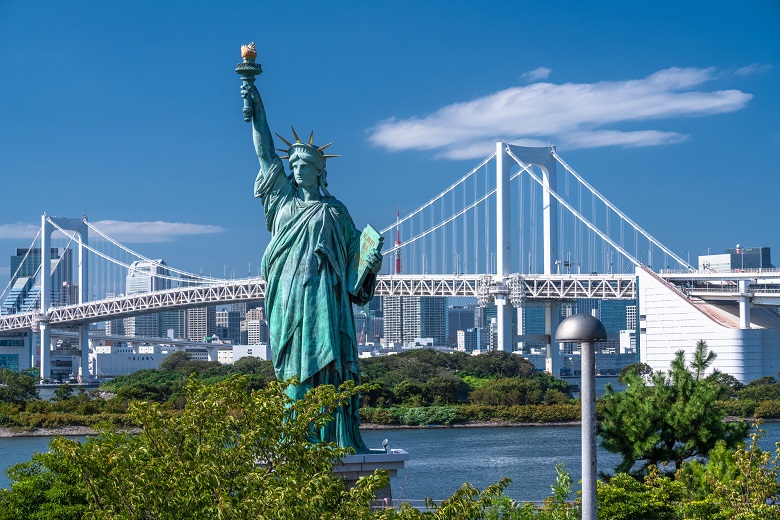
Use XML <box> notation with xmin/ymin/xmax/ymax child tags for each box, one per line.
<box><xmin>123</xmin><ymin>314</ymin><xmax>159</xmax><ymax>338</ymax></box>
<box><xmin>516</xmin><ymin>304</ymin><xmax>544</xmax><ymax>353</ymax></box>
<box><xmin>216</xmin><ymin>309</ymin><xmax>241</xmax><ymax>343</ymax></box>
<box><xmin>382</xmin><ymin>296</ymin><xmax>448</xmax><ymax>345</ymax></box>
<box><xmin>448</xmin><ymin>305</ymin><xmax>476</xmax><ymax>347</ymax></box>
<box><xmin>185</xmin><ymin>306</ymin><xmax>217</xmax><ymax>341</ymax></box>
<box><xmin>241</xmin><ymin>307</ymin><xmax>269</xmax><ymax>345</ymax></box>
<box><xmin>159</xmin><ymin>310</ymin><xmax>186</xmax><ymax>339</ymax></box>
<box><xmin>126</xmin><ymin>260</ymin><xmax>170</xmax><ymax>294</ymax></box>
<box><xmin>123</xmin><ymin>260</ymin><xmax>170</xmax><ymax>338</ymax></box>
<box><xmin>2</xmin><ymin>247</ymin><xmax>72</xmax><ymax>315</ymax></box>
<box><xmin>599</xmin><ymin>300</ymin><xmax>634</xmax><ymax>333</ymax></box>
<box><xmin>230</xmin><ymin>301</ymin><xmax>263</xmax><ymax>316</ymax></box>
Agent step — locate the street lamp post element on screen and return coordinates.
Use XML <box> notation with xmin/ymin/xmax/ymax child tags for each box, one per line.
<box><xmin>555</xmin><ymin>314</ymin><xmax>608</xmax><ymax>520</ymax></box>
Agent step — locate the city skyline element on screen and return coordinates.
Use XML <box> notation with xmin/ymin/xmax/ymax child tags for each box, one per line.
<box><xmin>1</xmin><ymin>1</ymin><xmax>778</xmax><ymax>287</ymax></box>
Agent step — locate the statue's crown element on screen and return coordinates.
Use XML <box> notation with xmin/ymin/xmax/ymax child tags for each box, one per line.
<box><xmin>275</xmin><ymin>126</ymin><xmax>339</xmax><ymax>169</ymax></box>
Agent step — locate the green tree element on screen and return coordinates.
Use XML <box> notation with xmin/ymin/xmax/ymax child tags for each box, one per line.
<box><xmin>52</xmin><ymin>382</ymin><xmax>74</xmax><ymax>402</ymax></box>
<box><xmin>2</xmin><ymin>374</ymin><xmax>517</xmax><ymax>519</ymax></box>
<box><xmin>424</xmin><ymin>375</ymin><xmax>468</xmax><ymax>404</ymax></box>
<box><xmin>597</xmin><ymin>467</ymin><xmax>685</xmax><ymax>520</ymax></box>
<box><xmin>0</xmin><ymin>450</ymin><xmax>87</xmax><ymax>520</ymax></box>
<box><xmin>470</xmin><ymin>378</ymin><xmax>543</xmax><ymax>406</ymax></box>
<box><xmin>676</xmin><ymin>423</ymin><xmax>780</xmax><ymax>519</ymax></box>
<box><xmin>599</xmin><ymin>340</ymin><xmax>749</xmax><ymax>474</ymax></box>
<box><xmin>0</xmin><ymin>368</ymin><xmax>38</xmax><ymax>404</ymax></box>
<box><xmin>460</xmin><ymin>351</ymin><xmax>535</xmax><ymax>379</ymax></box>
<box><xmin>617</xmin><ymin>362</ymin><xmax>653</xmax><ymax>384</ymax></box>
<box><xmin>52</xmin><ymin>376</ymin><xmax>388</xmax><ymax>519</ymax></box>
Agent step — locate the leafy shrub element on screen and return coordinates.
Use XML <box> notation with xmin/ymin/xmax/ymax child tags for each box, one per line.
<box><xmin>717</xmin><ymin>399</ymin><xmax>756</xmax><ymax>418</ymax></box>
<box><xmin>754</xmin><ymin>400</ymin><xmax>780</xmax><ymax>419</ymax></box>
<box><xmin>470</xmin><ymin>378</ymin><xmax>543</xmax><ymax>406</ymax></box>
<box><xmin>359</xmin><ymin>407</ymin><xmax>395</xmax><ymax>425</ymax></box>
<box><xmin>393</xmin><ymin>406</ymin><xmax>457</xmax><ymax>426</ymax></box>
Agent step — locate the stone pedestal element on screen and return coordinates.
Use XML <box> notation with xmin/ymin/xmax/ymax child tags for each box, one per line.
<box><xmin>333</xmin><ymin>449</ymin><xmax>409</xmax><ymax>503</ymax></box>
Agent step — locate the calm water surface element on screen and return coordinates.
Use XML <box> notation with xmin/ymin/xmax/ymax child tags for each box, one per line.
<box><xmin>4</xmin><ymin>423</ymin><xmax>780</xmax><ymax>502</ymax></box>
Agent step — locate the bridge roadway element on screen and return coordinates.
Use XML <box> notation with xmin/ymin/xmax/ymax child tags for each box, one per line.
<box><xmin>0</xmin><ymin>274</ymin><xmax>636</xmax><ymax>335</ymax></box>
<box><xmin>2</xmin><ymin>270</ymin><xmax>779</xmax><ymax>336</ymax></box>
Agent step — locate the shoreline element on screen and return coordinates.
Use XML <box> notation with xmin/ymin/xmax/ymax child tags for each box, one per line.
<box><xmin>2</xmin><ymin>417</ymin><xmax>772</xmax><ymax>438</ymax></box>
<box><xmin>0</xmin><ymin>426</ymin><xmax>141</xmax><ymax>438</ymax></box>
<box><xmin>0</xmin><ymin>422</ymin><xmax>578</xmax><ymax>438</ymax></box>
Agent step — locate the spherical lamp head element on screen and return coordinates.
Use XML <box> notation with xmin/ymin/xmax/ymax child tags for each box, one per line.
<box><xmin>555</xmin><ymin>314</ymin><xmax>608</xmax><ymax>343</ymax></box>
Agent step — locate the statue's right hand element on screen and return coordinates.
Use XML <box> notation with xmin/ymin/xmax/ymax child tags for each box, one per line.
<box><xmin>241</xmin><ymin>83</ymin><xmax>261</xmax><ymax>106</ymax></box>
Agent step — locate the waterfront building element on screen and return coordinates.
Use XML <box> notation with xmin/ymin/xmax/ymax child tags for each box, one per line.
<box><xmin>637</xmin><ymin>267</ymin><xmax>780</xmax><ymax>383</ymax></box>
<box><xmin>232</xmin><ymin>343</ymin><xmax>272</xmax><ymax>363</ymax></box>
<box><xmin>698</xmin><ymin>246</ymin><xmax>773</xmax><ymax>272</ymax></box>
<box><xmin>0</xmin><ymin>335</ymin><xmax>31</xmax><ymax>372</ymax></box>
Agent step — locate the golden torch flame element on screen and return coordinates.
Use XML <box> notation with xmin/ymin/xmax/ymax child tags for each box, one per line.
<box><xmin>241</xmin><ymin>42</ymin><xmax>257</xmax><ymax>59</ymax></box>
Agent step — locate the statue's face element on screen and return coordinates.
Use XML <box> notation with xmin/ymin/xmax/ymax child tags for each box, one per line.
<box><xmin>291</xmin><ymin>159</ymin><xmax>320</xmax><ymax>189</ymax></box>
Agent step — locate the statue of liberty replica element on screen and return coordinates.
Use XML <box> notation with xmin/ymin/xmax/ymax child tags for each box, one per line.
<box><xmin>238</xmin><ymin>43</ymin><xmax>383</xmax><ymax>454</ymax></box>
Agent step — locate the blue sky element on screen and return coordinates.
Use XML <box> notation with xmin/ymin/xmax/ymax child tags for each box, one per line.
<box><xmin>0</xmin><ymin>0</ymin><xmax>778</xmax><ymax>285</ymax></box>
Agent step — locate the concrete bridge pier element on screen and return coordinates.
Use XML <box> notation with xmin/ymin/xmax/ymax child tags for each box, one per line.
<box><xmin>544</xmin><ymin>301</ymin><xmax>562</xmax><ymax>376</ymax></box>
<box><xmin>79</xmin><ymin>324</ymin><xmax>90</xmax><ymax>381</ymax></box>
<box><xmin>738</xmin><ymin>279</ymin><xmax>752</xmax><ymax>329</ymax></box>
<box><xmin>38</xmin><ymin>320</ymin><xmax>51</xmax><ymax>382</ymax></box>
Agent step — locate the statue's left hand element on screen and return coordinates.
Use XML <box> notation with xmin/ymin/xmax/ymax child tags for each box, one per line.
<box><xmin>366</xmin><ymin>251</ymin><xmax>383</xmax><ymax>274</ymax></box>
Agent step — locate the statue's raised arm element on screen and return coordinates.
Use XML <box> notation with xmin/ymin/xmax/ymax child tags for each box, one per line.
<box><xmin>237</xmin><ymin>43</ymin><xmax>278</xmax><ymax>174</ymax></box>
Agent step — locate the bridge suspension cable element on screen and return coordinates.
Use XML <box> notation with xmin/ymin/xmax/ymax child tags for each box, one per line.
<box><xmin>506</xmin><ymin>147</ymin><xmax>640</xmax><ymax>269</ymax></box>
<box><xmin>379</xmin><ymin>153</ymin><xmax>495</xmax><ymax>235</ymax></box>
<box><xmin>49</xmin><ymin>220</ymin><xmax>222</xmax><ymax>289</ymax></box>
<box><xmin>550</xmin><ymin>150</ymin><xmax>692</xmax><ymax>271</ymax></box>
<box><xmin>384</xmin><ymin>157</ymin><xmax>538</xmax><ymax>258</ymax></box>
<box><xmin>82</xmin><ymin>220</ymin><xmax>222</xmax><ymax>283</ymax></box>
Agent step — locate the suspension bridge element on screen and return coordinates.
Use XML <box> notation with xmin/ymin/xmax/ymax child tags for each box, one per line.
<box><xmin>2</xmin><ymin>143</ymin><xmax>779</xmax><ymax>382</ymax></box>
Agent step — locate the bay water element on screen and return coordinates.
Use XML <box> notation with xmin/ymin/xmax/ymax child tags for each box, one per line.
<box><xmin>4</xmin><ymin>423</ymin><xmax>780</xmax><ymax>502</ymax></box>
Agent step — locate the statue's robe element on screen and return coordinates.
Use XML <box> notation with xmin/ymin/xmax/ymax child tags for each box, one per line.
<box><xmin>256</xmin><ymin>157</ymin><xmax>374</xmax><ymax>453</ymax></box>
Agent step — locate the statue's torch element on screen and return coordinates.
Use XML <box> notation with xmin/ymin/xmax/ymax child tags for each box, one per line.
<box><xmin>235</xmin><ymin>42</ymin><xmax>263</xmax><ymax>122</ymax></box>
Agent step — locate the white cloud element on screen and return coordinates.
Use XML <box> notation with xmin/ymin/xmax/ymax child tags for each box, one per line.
<box><xmin>92</xmin><ymin>220</ymin><xmax>224</xmax><ymax>243</ymax></box>
<box><xmin>521</xmin><ymin>67</ymin><xmax>551</xmax><ymax>82</ymax></box>
<box><xmin>368</xmin><ymin>67</ymin><xmax>752</xmax><ymax>159</ymax></box>
<box><xmin>0</xmin><ymin>222</ymin><xmax>39</xmax><ymax>239</ymax></box>
<box><xmin>735</xmin><ymin>63</ymin><xmax>772</xmax><ymax>76</ymax></box>
<box><xmin>0</xmin><ymin>220</ymin><xmax>223</xmax><ymax>244</ymax></box>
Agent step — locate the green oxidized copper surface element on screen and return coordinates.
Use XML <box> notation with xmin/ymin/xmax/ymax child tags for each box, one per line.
<box><xmin>239</xmin><ymin>43</ymin><xmax>381</xmax><ymax>453</ymax></box>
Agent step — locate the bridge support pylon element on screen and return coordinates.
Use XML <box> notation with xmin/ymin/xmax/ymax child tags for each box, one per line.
<box><xmin>496</xmin><ymin>143</ymin><xmax>562</xmax><ymax>374</ymax></box>
<box><xmin>495</xmin><ymin>142</ymin><xmax>514</xmax><ymax>352</ymax></box>
<box><xmin>38</xmin><ymin>214</ymin><xmax>89</xmax><ymax>382</ymax></box>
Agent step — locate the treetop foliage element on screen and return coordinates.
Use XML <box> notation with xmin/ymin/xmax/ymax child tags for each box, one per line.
<box><xmin>599</xmin><ymin>340</ymin><xmax>749</xmax><ymax>476</ymax></box>
<box><xmin>0</xmin><ymin>368</ymin><xmax>38</xmax><ymax>405</ymax></box>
